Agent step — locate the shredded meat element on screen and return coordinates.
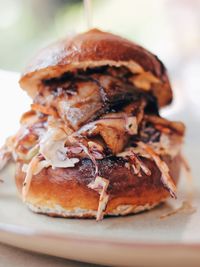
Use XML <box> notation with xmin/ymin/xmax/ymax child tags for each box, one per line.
<box><xmin>1</xmin><ymin>66</ymin><xmax>185</xmax><ymax>204</ymax></box>
<box><xmin>76</xmin><ymin>114</ymin><xmax>135</xmax><ymax>154</ymax></box>
<box><xmin>144</xmin><ymin>115</ymin><xmax>185</xmax><ymax>136</ymax></box>
<box><xmin>35</xmin><ymin>67</ymin><xmax>148</xmax><ymax>130</ymax></box>
<box><xmin>88</xmin><ymin>176</ymin><xmax>109</xmax><ymax>221</ymax></box>
<box><xmin>13</xmin><ymin>114</ymin><xmax>47</xmax><ymax>161</ymax></box>
<box><xmin>138</xmin><ymin>142</ymin><xmax>177</xmax><ymax>198</ymax></box>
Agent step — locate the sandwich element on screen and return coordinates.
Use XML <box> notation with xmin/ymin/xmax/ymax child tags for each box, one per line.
<box><xmin>0</xmin><ymin>29</ymin><xmax>185</xmax><ymax>220</ymax></box>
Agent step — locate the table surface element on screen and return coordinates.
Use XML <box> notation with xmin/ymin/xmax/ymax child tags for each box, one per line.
<box><xmin>0</xmin><ymin>243</ymin><xmax>103</xmax><ymax>267</ymax></box>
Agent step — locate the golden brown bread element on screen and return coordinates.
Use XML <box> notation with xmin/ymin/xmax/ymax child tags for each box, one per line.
<box><xmin>15</xmin><ymin>154</ymin><xmax>181</xmax><ymax>218</ymax></box>
<box><xmin>19</xmin><ymin>29</ymin><xmax>172</xmax><ymax>107</ymax></box>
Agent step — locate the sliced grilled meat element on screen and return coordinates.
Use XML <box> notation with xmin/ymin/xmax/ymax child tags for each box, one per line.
<box><xmin>33</xmin><ymin>67</ymin><xmax>151</xmax><ymax>130</ymax></box>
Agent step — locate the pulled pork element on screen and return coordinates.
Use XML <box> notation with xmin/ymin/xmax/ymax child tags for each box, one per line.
<box><xmin>0</xmin><ymin>66</ymin><xmax>185</xmax><ymax>220</ymax></box>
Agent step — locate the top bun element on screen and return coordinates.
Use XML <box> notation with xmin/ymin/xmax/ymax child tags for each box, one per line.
<box><xmin>19</xmin><ymin>28</ymin><xmax>172</xmax><ymax>107</ymax></box>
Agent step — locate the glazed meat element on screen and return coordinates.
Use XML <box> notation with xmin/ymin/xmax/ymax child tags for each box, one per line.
<box><xmin>33</xmin><ymin>67</ymin><xmax>153</xmax><ymax>130</ymax></box>
<box><xmin>0</xmin><ymin>65</ymin><xmax>185</xmax><ymax>206</ymax></box>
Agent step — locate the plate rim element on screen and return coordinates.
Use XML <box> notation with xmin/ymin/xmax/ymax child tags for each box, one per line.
<box><xmin>1</xmin><ymin>222</ymin><xmax>200</xmax><ymax>250</ymax></box>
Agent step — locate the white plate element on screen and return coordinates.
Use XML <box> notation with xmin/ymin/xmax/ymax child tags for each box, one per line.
<box><xmin>0</xmin><ymin>70</ymin><xmax>200</xmax><ymax>267</ymax></box>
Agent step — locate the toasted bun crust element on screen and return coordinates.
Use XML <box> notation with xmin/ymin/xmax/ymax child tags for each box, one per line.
<box><xmin>19</xmin><ymin>29</ymin><xmax>172</xmax><ymax>107</ymax></box>
<box><xmin>15</xmin><ymin>154</ymin><xmax>180</xmax><ymax>218</ymax></box>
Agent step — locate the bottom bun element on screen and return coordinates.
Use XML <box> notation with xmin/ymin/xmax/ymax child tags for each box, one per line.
<box><xmin>15</xmin><ymin>154</ymin><xmax>181</xmax><ymax>219</ymax></box>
